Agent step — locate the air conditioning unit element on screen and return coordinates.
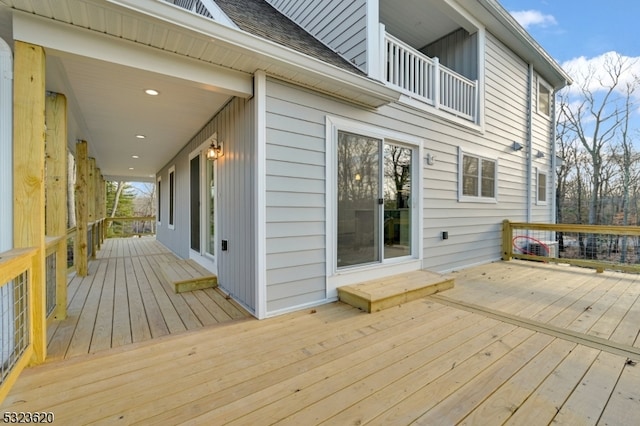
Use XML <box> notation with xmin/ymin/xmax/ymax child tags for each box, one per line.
<box><xmin>527</xmin><ymin>240</ymin><xmax>558</xmax><ymax>258</ymax></box>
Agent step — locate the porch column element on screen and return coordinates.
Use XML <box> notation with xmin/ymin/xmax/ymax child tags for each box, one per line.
<box><xmin>13</xmin><ymin>41</ymin><xmax>47</xmax><ymax>364</ymax></box>
<box><xmin>88</xmin><ymin>157</ymin><xmax>97</xmax><ymax>259</ymax></box>
<box><xmin>95</xmin><ymin>167</ymin><xmax>102</xmax><ymax>250</ymax></box>
<box><xmin>45</xmin><ymin>92</ymin><xmax>68</xmax><ymax>320</ymax></box>
<box><xmin>75</xmin><ymin>140</ymin><xmax>89</xmax><ymax>277</ymax></box>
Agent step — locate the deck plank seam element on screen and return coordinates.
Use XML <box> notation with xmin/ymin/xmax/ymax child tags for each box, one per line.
<box><xmin>430</xmin><ymin>294</ymin><xmax>640</xmax><ymax>360</ymax></box>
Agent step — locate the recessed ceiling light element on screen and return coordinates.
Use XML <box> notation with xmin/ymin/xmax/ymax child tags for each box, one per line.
<box><xmin>129</xmin><ymin>167</ymin><xmax>134</xmax><ymax>170</ymax></box>
<box><xmin>144</xmin><ymin>89</ymin><xmax>159</xmax><ymax>96</ymax></box>
<box><xmin>132</xmin><ymin>155</ymin><xmax>139</xmax><ymax>159</ymax></box>
<box><xmin>135</xmin><ymin>134</ymin><xmax>146</xmax><ymax>139</ymax></box>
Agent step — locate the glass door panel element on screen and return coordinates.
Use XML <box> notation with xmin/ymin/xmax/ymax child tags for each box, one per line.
<box><xmin>190</xmin><ymin>155</ymin><xmax>200</xmax><ymax>252</ymax></box>
<box><xmin>205</xmin><ymin>159</ymin><xmax>216</xmax><ymax>257</ymax></box>
<box><xmin>337</xmin><ymin>131</ymin><xmax>381</xmax><ymax>267</ymax></box>
<box><xmin>384</xmin><ymin>143</ymin><xmax>412</xmax><ymax>259</ymax></box>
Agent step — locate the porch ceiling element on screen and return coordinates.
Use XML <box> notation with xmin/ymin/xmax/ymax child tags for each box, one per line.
<box><xmin>380</xmin><ymin>0</ymin><xmax>472</xmax><ymax>49</ymax></box>
<box><xmin>45</xmin><ymin>51</ymin><xmax>233</xmax><ymax>182</ymax></box>
<box><xmin>4</xmin><ymin>0</ymin><xmax>399</xmax><ymax>182</ymax></box>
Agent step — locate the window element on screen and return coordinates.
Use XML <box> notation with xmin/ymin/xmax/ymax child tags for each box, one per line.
<box><xmin>168</xmin><ymin>166</ymin><xmax>176</xmax><ymax>229</ymax></box>
<box><xmin>459</xmin><ymin>148</ymin><xmax>497</xmax><ymax>202</ymax></box>
<box><xmin>538</xmin><ymin>79</ymin><xmax>551</xmax><ymax>116</ymax></box>
<box><xmin>537</xmin><ymin>168</ymin><xmax>547</xmax><ymax>204</ymax></box>
<box><xmin>156</xmin><ymin>177</ymin><xmax>162</xmax><ymax>224</ymax></box>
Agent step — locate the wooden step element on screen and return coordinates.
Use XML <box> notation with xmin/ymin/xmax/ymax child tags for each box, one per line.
<box><xmin>337</xmin><ymin>270</ymin><xmax>454</xmax><ymax>313</ymax></box>
<box><xmin>158</xmin><ymin>259</ymin><xmax>218</xmax><ymax>293</ymax></box>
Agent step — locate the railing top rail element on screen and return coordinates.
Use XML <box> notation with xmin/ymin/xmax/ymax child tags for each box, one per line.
<box><xmin>439</xmin><ymin>65</ymin><xmax>477</xmax><ymax>86</ymax></box>
<box><xmin>105</xmin><ymin>216</ymin><xmax>156</xmax><ymax>221</ymax></box>
<box><xmin>508</xmin><ymin>221</ymin><xmax>640</xmax><ymax>235</ymax></box>
<box><xmin>0</xmin><ymin>247</ymin><xmax>37</xmax><ymax>284</ymax></box>
<box><xmin>384</xmin><ymin>32</ymin><xmax>435</xmax><ymax>64</ymax></box>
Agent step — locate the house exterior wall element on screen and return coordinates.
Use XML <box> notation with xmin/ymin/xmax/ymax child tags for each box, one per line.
<box><xmin>266</xmin><ymin>0</ymin><xmax>368</xmax><ymax>70</ymax></box>
<box><xmin>156</xmin><ymin>97</ymin><xmax>256</xmax><ymax>312</ymax></box>
<box><xmin>264</xmin><ymin>28</ymin><xmax>556</xmax><ymax>313</ymax></box>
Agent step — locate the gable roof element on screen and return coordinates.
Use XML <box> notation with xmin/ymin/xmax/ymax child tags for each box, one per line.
<box><xmin>211</xmin><ymin>0</ymin><xmax>365</xmax><ymax>75</ymax></box>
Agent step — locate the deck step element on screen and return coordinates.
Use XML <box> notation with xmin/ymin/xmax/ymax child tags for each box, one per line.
<box><xmin>158</xmin><ymin>259</ymin><xmax>218</xmax><ymax>293</ymax></box>
<box><xmin>337</xmin><ymin>270</ymin><xmax>454</xmax><ymax>313</ymax></box>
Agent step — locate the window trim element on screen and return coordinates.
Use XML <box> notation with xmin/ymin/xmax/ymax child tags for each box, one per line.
<box><xmin>156</xmin><ymin>176</ymin><xmax>162</xmax><ymax>225</ymax></box>
<box><xmin>538</xmin><ymin>77</ymin><xmax>552</xmax><ymax>117</ymax></box>
<box><xmin>168</xmin><ymin>165</ymin><xmax>176</xmax><ymax>230</ymax></box>
<box><xmin>536</xmin><ymin>167</ymin><xmax>548</xmax><ymax>205</ymax></box>
<box><xmin>458</xmin><ymin>147</ymin><xmax>498</xmax><ymax>203</ymax></box>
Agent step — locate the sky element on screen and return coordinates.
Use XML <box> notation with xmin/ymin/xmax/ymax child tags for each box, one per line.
<box><xmin>500</xmin><ymin>0</ymin><xmax>640</xmax><ymax>132</ymax></box>
<box><xmin>499</xmin><ymin>0</ymin><xmax>640</xmax><ymax>63</ymax></box>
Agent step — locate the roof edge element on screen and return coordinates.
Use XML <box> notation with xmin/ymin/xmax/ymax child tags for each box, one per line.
<box><xmin>106</xmin><ymin>0</ymin><xmax>400</xmax><ymax>108</ymax></box>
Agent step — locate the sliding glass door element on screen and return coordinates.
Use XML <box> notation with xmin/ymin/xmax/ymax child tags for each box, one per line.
<box><xmin>337</xmin><ymin>131</ymin><xmax>413</xmax><ymax>269</ymax></box>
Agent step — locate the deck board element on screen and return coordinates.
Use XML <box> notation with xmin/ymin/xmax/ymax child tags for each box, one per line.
<box><xmin>3</xmin><ymin>258</ymin><xmax>640</xmax><ymax>423</ymax></box>
<box><xmin>45</xmin><ymin>237</ymin><xmax>250</xmax><ymax>360</ymax></box>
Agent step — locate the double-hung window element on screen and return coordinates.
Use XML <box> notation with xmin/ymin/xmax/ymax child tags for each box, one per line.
<box><xmin>459</xmin><ymin>148</ymin><xmax>497</xmax><ymax>202</ymax></box>
<box><xmin>537</xmin><ymin>168</ymin><xmax>547</xmax><ymax>205</ymax></box>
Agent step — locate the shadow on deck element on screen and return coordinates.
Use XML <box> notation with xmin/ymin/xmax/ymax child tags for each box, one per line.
<box><xmin>46</xmin><ymin>237</ymin><xmax>251</xmax><ymax>361</ymax></box>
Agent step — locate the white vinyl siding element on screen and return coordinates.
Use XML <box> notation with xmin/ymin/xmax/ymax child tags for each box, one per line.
<box><xmin>266</xmin><ymin>0</ymin><xmax>368</xmax><ymax>70</ymax></box>
<box><xmin>264</xmin><ymin>33</ymin><xmax>556</xmax><ymax>305</ymax></box>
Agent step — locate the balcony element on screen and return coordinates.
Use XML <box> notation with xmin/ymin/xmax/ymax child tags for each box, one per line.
<box><xmin>383</xmin><ymin>32</ymin><xmax>478</xmax><ymax>122</ymax></box>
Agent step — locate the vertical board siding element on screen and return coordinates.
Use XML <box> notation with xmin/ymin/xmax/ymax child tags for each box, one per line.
<box><xmin>422</xmin><ymin>28</ymin><xmax>478</xmax><ymax>81</ymax></box>
<box><xmin>267</xmin><ymin>0</ymin><xmax>368</xmax><ymax>69</ymax></box>
<box><xmin>156</xmin><ymin>97</ymin><xmax>256</xmax><ymax>312</ymax></box>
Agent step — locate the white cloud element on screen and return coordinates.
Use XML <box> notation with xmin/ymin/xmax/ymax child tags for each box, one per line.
<box><xmin>561</xmin><ymin>51</ymin><xmax>640</xmax><ymax>95</ymax></box>
<box><xmin>510</xmin><ymin>10</ymin><xmax>557</xmax><ymax>30</ymax></box>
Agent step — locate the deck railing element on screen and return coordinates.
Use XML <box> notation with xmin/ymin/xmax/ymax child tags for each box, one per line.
<box><xmin>0</xmin><ymin>247</ymin><xmax>38</xmax><ymax>402</ymax></box>
<box><xmin>105</xmin><ymin>216</ymin><xmax>156</xmax><ymax>238</ymax></box>
<box><xmin>503</xmin><ymin>220</ymin><xmax>640</xmax><ymax>273</ymax></box>
<box><xmin>383</xmin><ymin>32</ymin><xmax>478</xmax><ymax>122</ymax></box>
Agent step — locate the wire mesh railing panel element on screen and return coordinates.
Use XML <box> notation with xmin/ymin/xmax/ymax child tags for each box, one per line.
<box><xmin>45</xmin><ymin>252</ymin><xmax>56</xmax><ymax>317</ymax></box>
<box><xmin>1</xmin><ymin>272</ymin><xmax>30</xmax><ymax>385</ymax></box>
<box><xmin>505</xmin><ymin>221</ymin><xmax>640</xmax><ymax>272</ymax></box>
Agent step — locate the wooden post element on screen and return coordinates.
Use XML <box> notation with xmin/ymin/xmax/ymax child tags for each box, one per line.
<box><xmin>75</xmin><ymin>141</ymin><xmax>89</xmax><ymax>276</ymax></box>
<box><xmin>45</xmin><ymin>92</ymin><xmax>68</xmax><ymax>321</ymax></box>
<box><xmin>100</xmin><ymin>176</ymin><xmax>106</xmax><ymax>243</ymax></box>
<box><xmin>88</xmin><ymin>157</ymin><xmax>96</xmax><ymax>259</ymax></box>
<box><xmin>502</xmin><ymin>219</ymin><xmax>512</xmax><ymax>261</ymax></box>
<box><xmin>13</xmin><ymin>41</ymin><xmax>47</xmax><ymax>364</ymax></box>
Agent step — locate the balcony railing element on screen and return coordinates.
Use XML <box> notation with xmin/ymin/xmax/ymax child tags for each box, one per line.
<box><xmin>503</xmin><ymin>220</ymin><xmax>640</xmax><ymax>273</ymax></box>
<box><xmin>383</xmin><ymin>32</ymin><xmax>478</xmax><ymax>122</ymax></box>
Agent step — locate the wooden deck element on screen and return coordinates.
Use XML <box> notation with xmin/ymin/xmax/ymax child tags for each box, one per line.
<box><xmin>2</xmin><ymin>259</ymin><xmax>639</xmax><ymax>424</ymax></box>
<box><xmin>46</xmin><ymin>237</ymin><xmax>250</xmax><ymax>361</ymax></box>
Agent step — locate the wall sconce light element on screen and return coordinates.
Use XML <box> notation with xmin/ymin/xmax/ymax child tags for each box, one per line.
<box><xmin>425</xmin><ymin>153</ymin><xmax>436</xmax><ymax>166</ymax></box>
<box><xmin>206</xmin><ymin>140</ymin><xmax>223</xmax><ymax>161</ymax></box>
<box><xmin>512</xmin><ymin>142</ymin><xmax>524</xmax><ymax>151</ymax></box>
<box><xmin>536</xmin><ymin>150</ymin><xmax>545</xmax><ymax>159</ymax></box>
<box><xmin>354</xmin><ymin>172</ymin><xmax>362</xmax><ymax>181</ymax></box>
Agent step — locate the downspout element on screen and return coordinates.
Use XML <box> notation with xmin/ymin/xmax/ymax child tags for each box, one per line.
<box><xmin>526</xmin><ymin>63</ymin><xmax>533</xmax><ymax>223</ymax></box>
<box><xmin>0</xmin><ymin>37</ymin><xmax>12</xmax><ymax>251</ymax></box>
<box><xmin>550</xmin><ymin>87</ymin><xmax>558</xmax><ymax>223</ymax></box>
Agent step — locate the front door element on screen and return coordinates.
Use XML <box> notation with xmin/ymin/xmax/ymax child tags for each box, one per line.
<box><xmin>189</xmin><ymin>142</ymin><xmax>218</xmax><ymax>272</ymax></box>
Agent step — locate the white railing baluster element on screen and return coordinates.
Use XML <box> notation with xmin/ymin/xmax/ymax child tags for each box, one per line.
<box><xmin>383</xmin><ymin>32</ymin><xmax>476</xmax><ymax>122</ymax></box>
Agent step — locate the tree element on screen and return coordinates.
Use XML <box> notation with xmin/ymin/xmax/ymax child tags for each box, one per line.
<box><xmin>106</xmin><ymin>181</ymin><xmax>135</xmax><ymax>218</ymax></box>
<box><xmin>558</xmin><ymin>53</ymin><xmax>637</xmax><ymax>225</ymax></box>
